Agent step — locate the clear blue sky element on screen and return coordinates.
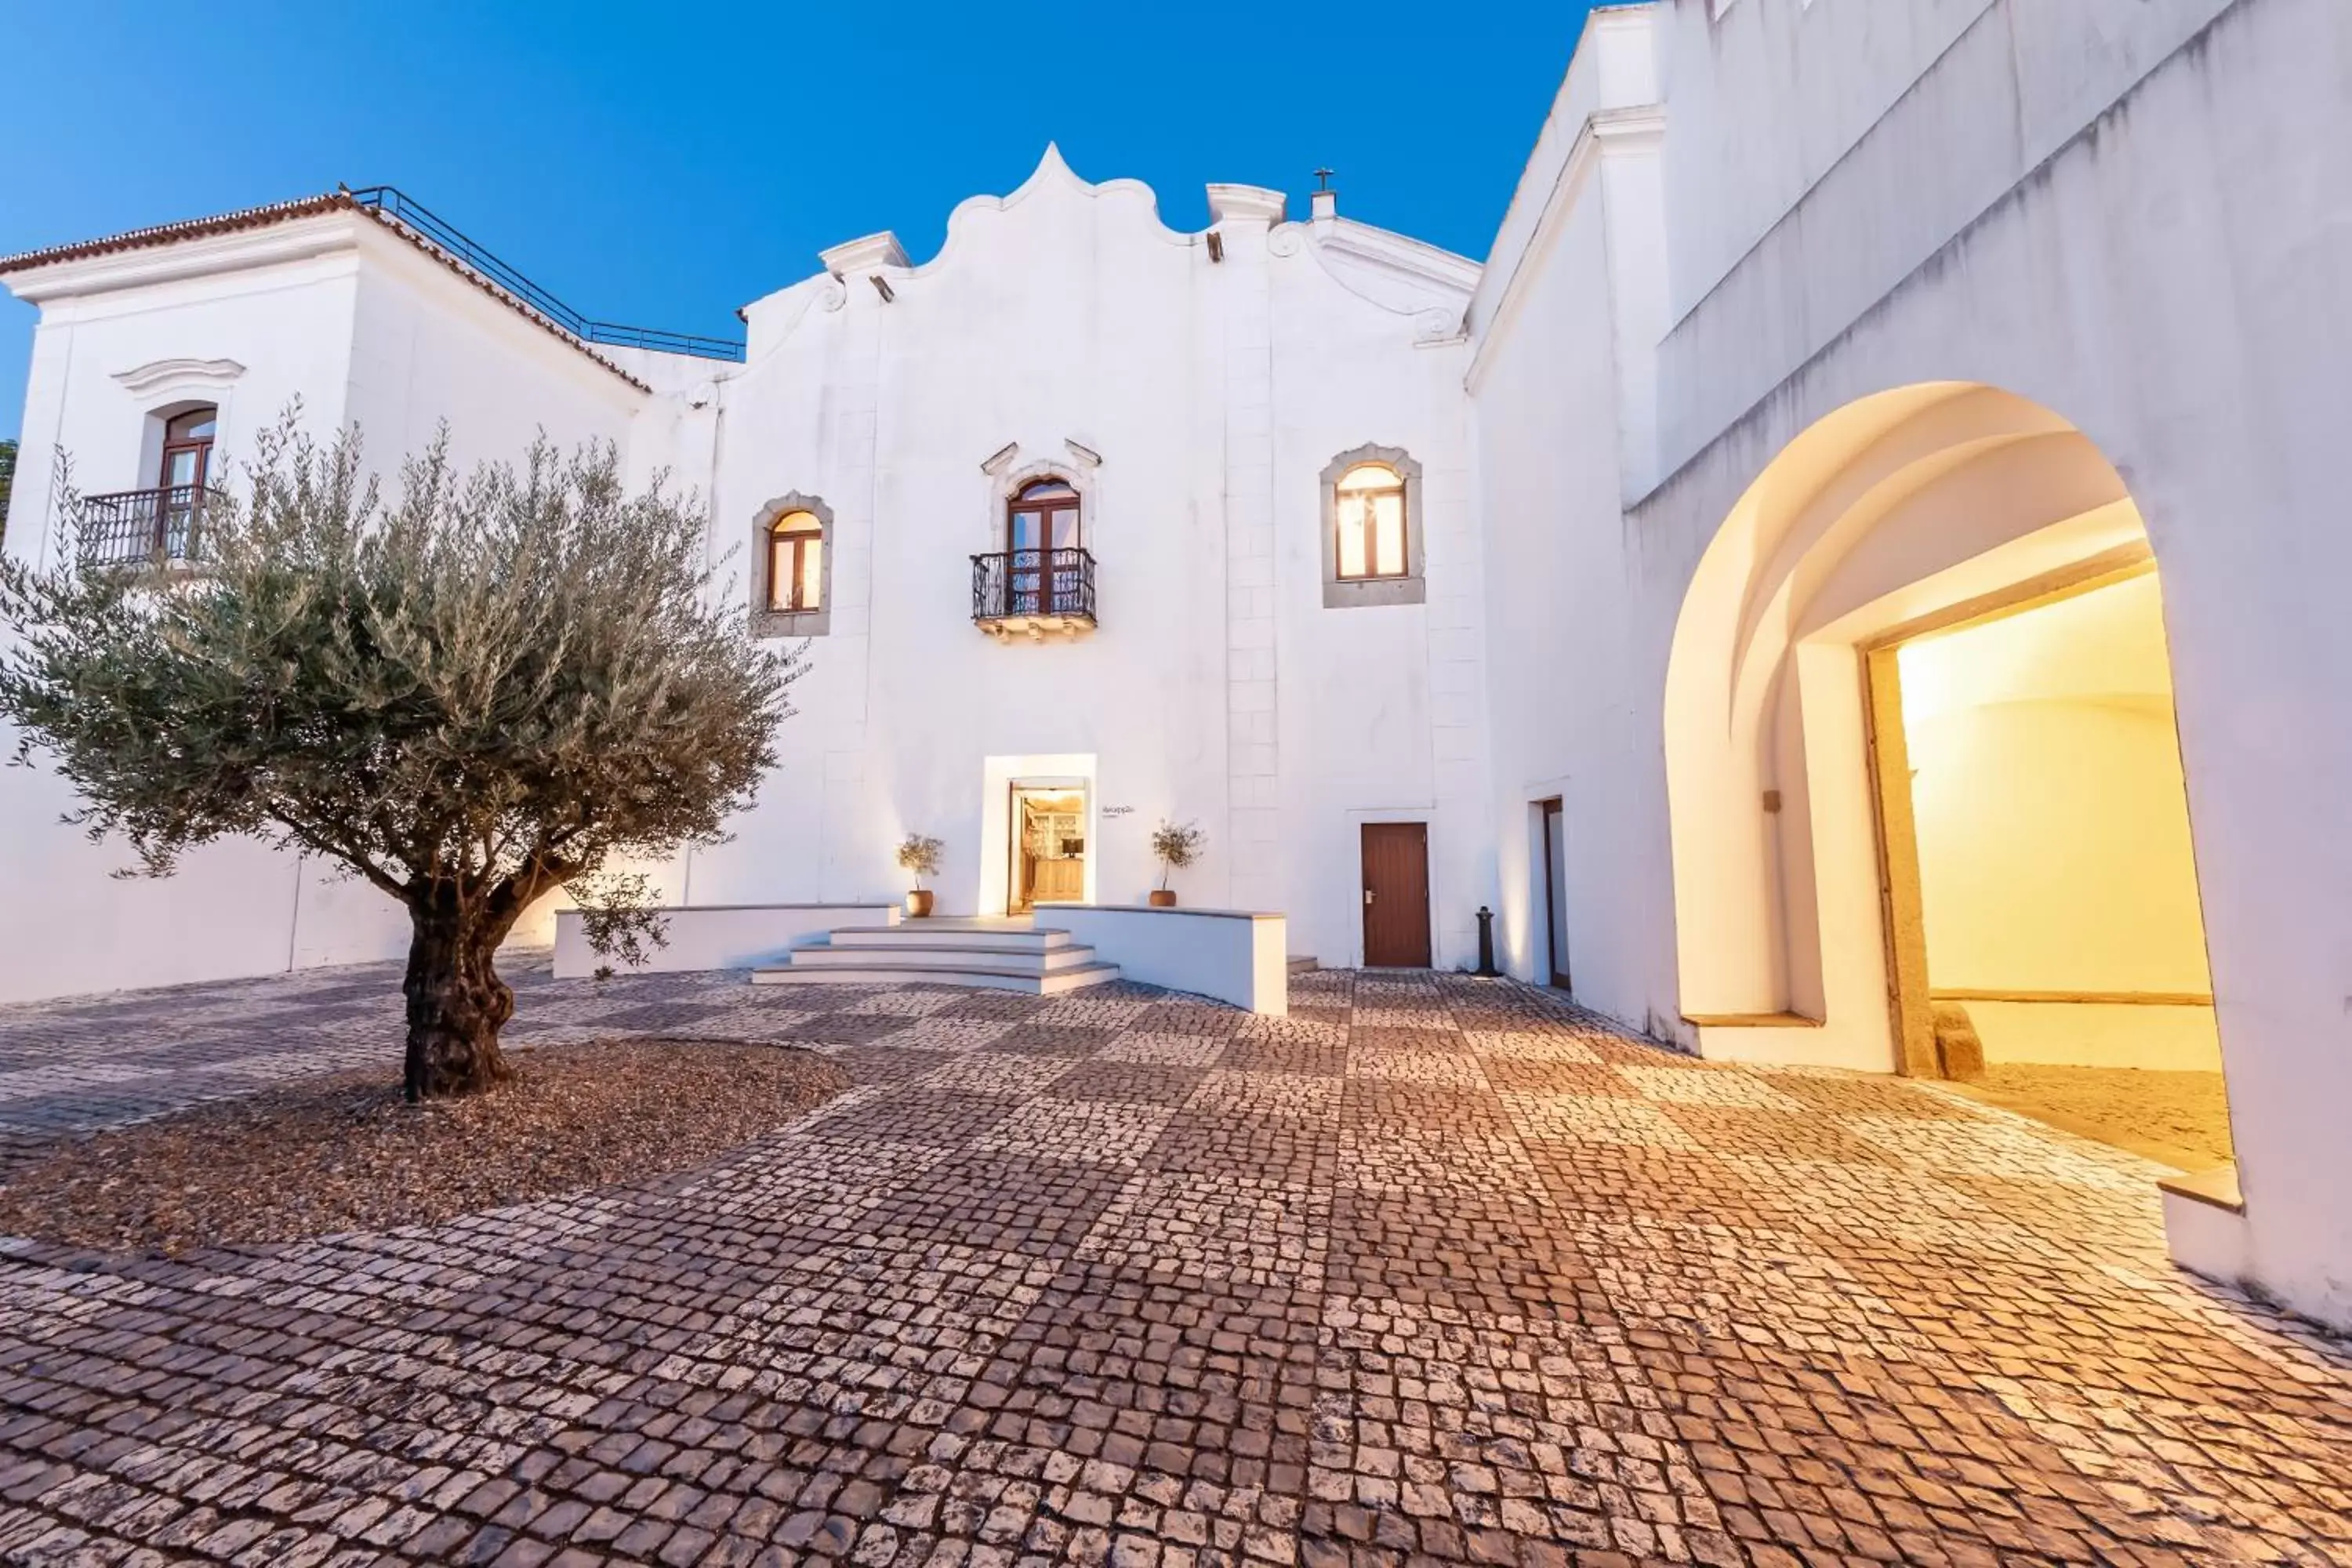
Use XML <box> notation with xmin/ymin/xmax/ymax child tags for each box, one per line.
<box><xmin>0</xmin><ymin>2</ymin><xmax>1597</xmax><ymax>441</ymax></box>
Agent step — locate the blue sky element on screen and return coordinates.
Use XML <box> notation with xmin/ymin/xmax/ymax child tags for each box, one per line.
<box><xmin>0</xmin><ymin>2</ymin><xmax>1597</xmax><ymax>440</ymax></box>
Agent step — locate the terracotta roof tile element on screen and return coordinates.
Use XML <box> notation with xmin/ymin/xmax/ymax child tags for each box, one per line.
<box><xmin>0</xmin><ymin>190</ymin><xmax>654</xmax><ymax>394</ymax></box>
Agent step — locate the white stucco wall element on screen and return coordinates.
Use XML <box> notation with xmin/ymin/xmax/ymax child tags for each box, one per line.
<box><xmin>0</xmin><ymin>158</ymin><xmax>1484</xmax><ymax>997</ymax></box>
<box><xmin>634</xmin><ymin>150</ymin><xmax>1486</xmax><ymax>971</ymax></box>
<box><xmin>1469</xmin><ymin>0</ymin><xmax>2352</xmax><ymax>1326</ymax></box>
<box><xmin>5</xmin><ymin>0</ymin><xmax>2347</xmax><ymax>1331</ymax></box>
<box><xmin>0</xmin><ymin>212</ymin><xmax>649</xmax><ymax>1002</ymax></box>
<box><xmin>1469</xmin><ymin>10</ymin><xmax>1676</xmax><ymax>1035</ymax></box>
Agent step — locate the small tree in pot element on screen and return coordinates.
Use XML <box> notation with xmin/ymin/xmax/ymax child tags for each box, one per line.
<box><xmin>0</xmin><ymin>411</ymin><xmax>798</xmax><ymax>1101</ymax></box>
<box><xmin>897</xmin><ymin>833</ymin><xmax>943</xmax><ymax>916</ymax></box>
<box><xmin>1149</xmin><ymin>819</ymin><xmax>1204</xmax><ymax>907</ymax></box>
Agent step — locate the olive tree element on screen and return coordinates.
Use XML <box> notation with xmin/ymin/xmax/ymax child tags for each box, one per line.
<box><xmin>0</xmin><ymin>412</ymin><xmax>798</xmax><ymax>1099</ymax></box>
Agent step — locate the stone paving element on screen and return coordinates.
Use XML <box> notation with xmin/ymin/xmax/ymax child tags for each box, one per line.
<box><xmin>0</xmin><ymin>958</ymin><xmax>2347</xmax><ymax>1567</ymax></box>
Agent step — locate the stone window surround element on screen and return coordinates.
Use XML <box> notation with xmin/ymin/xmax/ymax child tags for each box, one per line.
<box><xmin>987</xmin><ymin>443</ymin><xmax>1101</xmax><ymax>553</ymax></box>
<box><xmin>1321</xmin><ymin>443</ymin><xmax>1426</xmax><ymax>608</ymax></box>
<box><xmin>750</xmin><ymin>492</ymin><xmax>833</xmax><ymax>638</ymax></box>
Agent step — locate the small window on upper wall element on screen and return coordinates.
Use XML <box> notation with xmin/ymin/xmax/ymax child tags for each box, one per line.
<box><xmin>1320</xmin><ymin>445</ymin><xmax>1426</xmax><ymax>608</ymax></box>
<box><xmin>768</xmin><ymin>510</ymin><xmax>823</xmax><ymax>612</ymax></box>
<box><xmin>1334</xmin><ymin>463</ymin><xmax>1408</xmax><ymax>581</ymax></box>
<box><xmin>751</xmin><ymin>493</ymin><xmax>833</xmax><ymax>637</ymax></box>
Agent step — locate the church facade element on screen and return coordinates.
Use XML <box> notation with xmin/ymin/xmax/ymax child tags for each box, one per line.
<box><xmin>6</xmin><ymin>0</ymin><xmax>2350</xmax><ymax>1331</ymax></box>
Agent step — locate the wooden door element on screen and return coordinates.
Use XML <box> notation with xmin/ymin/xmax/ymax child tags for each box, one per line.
<box><xmin>1541</xmin><ymin>800</ymin><xmax>1572</xmax><ymax>990</ymax></box>
<box><xmin>1361</xmin><ymin>822</ymin><xmax>1432</xmax><ymax>967</ymax></box>
<box><xmin>1011</xmin><ymin>788</ymin><xmax>1086</xmax><ymax>913</ymax></box>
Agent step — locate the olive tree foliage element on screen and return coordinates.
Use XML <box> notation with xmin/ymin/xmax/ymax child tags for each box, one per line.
<box><xmin>0</xmin><ymin>437</ymin><xmax>17</xmax><ymax>549</ymax></box>
<box><xmin>0</xmin><ymin>409</ymin><xmax>800</xmax><ymax>1098</ymax></box>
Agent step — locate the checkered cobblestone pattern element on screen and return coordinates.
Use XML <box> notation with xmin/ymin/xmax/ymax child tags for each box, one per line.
<box><xmin>0</xmin><ymin>957</ymin><xmax>2348</xmax><ymax>1566</ymax></box>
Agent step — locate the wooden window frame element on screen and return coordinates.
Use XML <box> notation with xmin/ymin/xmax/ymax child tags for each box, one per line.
<box><xmin>768</xmin><ymin>513</ymin><xmax>823</xmax><ymax>614</ymax></box>
<box><xmin>1320</xmin><ymin>443</ymin><xmax>1427</xmax><ymax>608</ymax></box>
<box><xmin>1332</xmin><ymin>463</ymin><xmax>1409</xmax><ymax>583</ymax></box>
<box><xmin>157</xmin><ymin>406</ymin><xmax>217</xmax><ymax>493</ymax></box>
<box><xmin>1006</xmin><ymin>477</ymin><xmax>1083</xmax><ymax>615</ymax></box>
<box><xmin>750</xmin><ymin>492</ymin><xmax>833</xmax><ymax>638</ymax></box>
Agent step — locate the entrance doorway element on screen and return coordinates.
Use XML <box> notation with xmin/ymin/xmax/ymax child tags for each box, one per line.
<box><xmin>1865</xmin><ymin>567</ymin><xmax>2230</xmax><ymax>1169</ymax></box>
<box><xmin>1360</xmin><ymin>822</ymin><xmax>1432</xmax><ymax>967</ymax></box>
<box><xmin>1538</xmin><ymin>799</ymin><xmax>1571</xmax><ymax>991</ymax></box>
<box><xmin>1009</xmin><ymin>786</ymin><xmax>1087</xmax><ymax>914</ymax></box>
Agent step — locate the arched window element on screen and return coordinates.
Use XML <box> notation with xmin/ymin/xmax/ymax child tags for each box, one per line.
<box><xmin>1319</xmin><ymin>444</ymin><xmax>1425</xmax><ymax>608</ymax></box>
<box><xmin>158</xmin><ymin>405</ymin><xmax>217</xmax><ymax>494</ymax></box>
<box><xmin>750</xmin><ymin>492</ymin><xmax>833</xmax><ymax>637</ymax></box>
<box><xmin>1334</xmin><ymin>462</ymin><xmax>1406</xmax><ymax>581</ymax></box>
<box><xmin>1007</xmin><ymin>477</ymin><xmax>1080</xmax><ymax>554</ymax></box>
<box><xmin>768</xmin><ymin>510</ymin><xmax>823</xmax><ymax>613</ymax></box>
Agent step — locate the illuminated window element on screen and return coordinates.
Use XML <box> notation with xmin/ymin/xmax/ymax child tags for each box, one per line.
<box><xmin>1320</xmin><ymin>445</ymin><xmax>1425</xmax><ymax>608</ymax></box>
<box><xmin>768</xmin><ymin>510</ymin><xmax>823</xmax><ymax>612</ymax></box>
<box><xmin>1334</xmin><ymin>463</ymin><xmax>1407</xmax><ymax>581</ymax></box>
<box><xmin>751</xmin><ymin>493</ymin><xmax>833</xmax><ymax>636</ymax></box>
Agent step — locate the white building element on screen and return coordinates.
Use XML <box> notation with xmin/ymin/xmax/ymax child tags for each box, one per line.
<box><xmin>5</xmin><ymin>0</ymin><xmax>2349</xmax><ymax>1332</ymax></box>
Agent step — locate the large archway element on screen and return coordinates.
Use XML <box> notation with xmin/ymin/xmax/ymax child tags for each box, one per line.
<box><xmin>1662</xmin><ymin>385</ymin><xmax>2228</xmax><ymax>1163</ymax></box>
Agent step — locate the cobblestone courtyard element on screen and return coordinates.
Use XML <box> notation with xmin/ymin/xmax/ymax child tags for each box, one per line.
<box><xmin>0</xmin><ymin>959</ymin><xmax>2347</xmax><ymax>1566</ymax></box>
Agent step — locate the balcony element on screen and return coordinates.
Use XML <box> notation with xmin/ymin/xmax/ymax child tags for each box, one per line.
<box><xmin>79</xmin><ymin>485</ymin><xmax>221</xmax><ymax>568</ymax></box>
<box><xmin>972</xmin><ymin>547</ymin><xmax>1097</xmax><ymax>639</ymax></box>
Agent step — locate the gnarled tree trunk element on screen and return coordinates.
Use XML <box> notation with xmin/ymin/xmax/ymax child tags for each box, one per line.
<box><xmin>402</xmin><ymin>894</ymin><xmax>517</xmax><ymax>1101</ymax></box>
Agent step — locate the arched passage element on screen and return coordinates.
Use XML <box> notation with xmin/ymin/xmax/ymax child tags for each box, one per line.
<box><xmin>1663</xmin><ymin>384</ymin><xmax>2229</xmax><ymax>1164</ymax></box>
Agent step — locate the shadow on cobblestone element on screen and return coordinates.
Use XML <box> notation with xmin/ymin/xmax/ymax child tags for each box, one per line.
<box><xmin>0</xmin><ymin>956</ymin><xmax>2346</xmax><ymax>1565</ymax></box>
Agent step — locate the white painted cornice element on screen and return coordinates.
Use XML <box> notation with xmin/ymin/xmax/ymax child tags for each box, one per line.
<box><xmin>1465</xmin><ymin>103</ymin><xmax>1665</xmax><ymax>394</ymax></box>
<box><xmin>1311</xmin><ymin>220</ymin><xmax>1481</xmax><ymax>298</ymax></box>
<box><xmin>908</xmin><ymin>144</ymin><xmax>1196</xmax><ymax>281</ymax></box>
<box><xmin>1207</xmin><ymin>184</ymin><xmax>1288</xmax><ymax>227</ymax></box>
<box><xmin>819</xmin><ymin>232</ymin><xmax>911</xmax><ymax>274</ymax></box>
<box><xmin>2</xmin><ymin>213</ymin><xmax>363</xmax><ymax>305</ymax></box>
<box><xmin>110</xmin><ymin>357</ymin><xmax>248</xmax><ymax>395</ymax></box>
<box><xmin>1280</xmin><ymin>216</ymin><xmax>1482</xmax><ymax>345</ymax></box>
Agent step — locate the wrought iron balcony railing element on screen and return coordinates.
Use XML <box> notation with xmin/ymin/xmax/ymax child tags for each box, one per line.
<box><xmin>345</xmin><ymin>187</ymin><xmax>748</xmax><ymax>363</ymax></box>
<box><xmin>79</xmin><ymin>485</ymin><xmax>221</xmax><ymax>568</ymax></box>
<box><xmin>972</xmin><ymin>547</ymin><xmax>1097</xmax><ymax>633</ymax></box>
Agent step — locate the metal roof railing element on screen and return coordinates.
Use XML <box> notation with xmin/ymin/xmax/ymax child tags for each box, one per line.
<box><xmin>345</xmin><ymin>185</ymin><xmax>747</xmax><ymax>363</ymax></box>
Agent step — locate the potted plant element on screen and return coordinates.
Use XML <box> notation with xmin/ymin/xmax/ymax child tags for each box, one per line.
<box><xmin>897</xmin><ymin>833</ymin><xmax>943</xmax><ymax>917</ymax></box>
<box><xmin>1149</xmin><ymin>819</ymin><xmax>1204</xmax><ymax>908</ymax></box>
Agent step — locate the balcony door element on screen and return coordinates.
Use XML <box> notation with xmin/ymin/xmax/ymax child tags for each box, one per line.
<box><xmin>1007</xmin><ymin>479</ymin><xmax>1080</xmax><ymax>615</ymax></box>
<box><xmin>158</xmin><ymin>408</ymin><xmax>215</xmax><ymax>492</ymax></box>
<box><xmin>154</xmin><ymin>407</ymin><xmax>217</xmax><ymax>555</ymax></box>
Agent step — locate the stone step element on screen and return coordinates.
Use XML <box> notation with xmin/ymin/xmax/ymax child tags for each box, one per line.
<box><xmin>825</xmin><ymin>924</ymin><xmax>1076</xmax><ymax>953</ymax></box>
<box><xmin>786</xmin><ymin>941</ymin><xmax>1101</xmax><ymax>975</ymax></box>
<box><xmin>1287</xmin><ymin>956</ymin><xmax>1319</xmax><ymax>975</ymax></box>
<box><xmin>750</xmin><ymin>960</ymin><xmax>1123</xmax><ymax>995</ymax></box>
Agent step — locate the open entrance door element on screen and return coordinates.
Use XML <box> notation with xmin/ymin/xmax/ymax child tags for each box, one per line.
<box><xmin>1865</xmin><ymin>566</ymin><xmax>2232</xmax><ymax>1171</ymax></box>
<box><xmin>1009</xmin><ymin>786</ymin><xmax>1087</xmax><ymax>914</ymax></box>
<box><xmin>1539</xmin><ymin>800</ymin><xmax>1571</xmax><ymax>991</ymax></box>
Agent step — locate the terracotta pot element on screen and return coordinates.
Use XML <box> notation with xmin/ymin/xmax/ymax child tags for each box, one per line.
<box><xmin>906</xmin><ymin>889</ymin><xmax>935</xmax><ymax>917</ymax></box>
<box><xmin>1148</xmin><ymin>889</ymin><xmax>1178</xmax><ymax>908</ymax></box>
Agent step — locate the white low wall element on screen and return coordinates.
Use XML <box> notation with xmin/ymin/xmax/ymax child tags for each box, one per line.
<box><xmin>554</xmin><ymin>903</ymin><xmax>898</xmax><ymax>979</ymax></box>
<box><xmin>1039</xmin><ymin>903</ymin><xmax>1287</xmax><ymax>1015</ymax></box>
